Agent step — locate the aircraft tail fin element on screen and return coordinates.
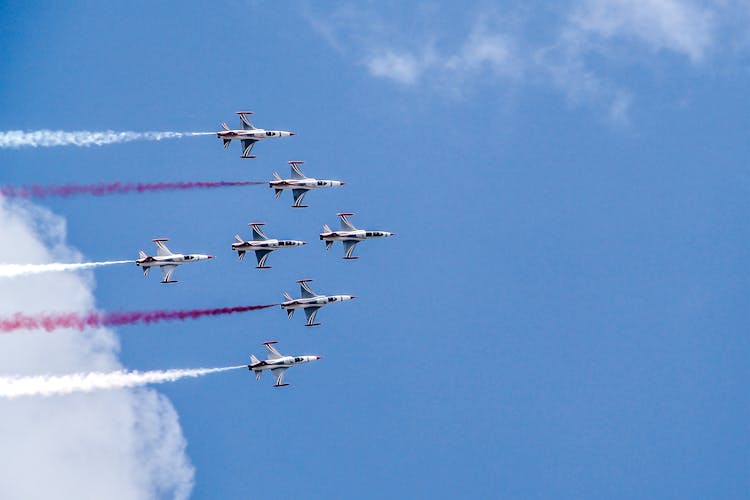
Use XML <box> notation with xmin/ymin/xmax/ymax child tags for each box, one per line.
<box><xmin>283</xmin><ymin>292</ymin><xmax>293</xmax><ymax>302</ymax></box>
<box><xmin>250</xmin><ymin>354</ymin><xmax>260</xmax><ymax>365</ymax></box>
<box><xmin>139</xmin><ymin>250</ymin><xmax>147</xmax><ymax>259</ymax></box>
<box><xmin>273</xmin><ymin>171</ymin><xmax>282</xmax><ymax>181</ymax></box>
<box><xmin>221</xmin><ymin>122</ymin><xmax>230</xmax><ymax>131</ymax></box>
<box><xmin>234</xmin><ymin>234</ymin><xmax>244</xmax><ymax>243</ymax></box>
<box><xmin>322</xmin><ymin>224</ymin><xmax>332</xmax><ymax>233</ymax></box>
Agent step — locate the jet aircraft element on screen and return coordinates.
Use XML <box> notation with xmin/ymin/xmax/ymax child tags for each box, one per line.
<box><xmin>281</xmin><ymin>279</ymin><xmax>355</xmax><ymax>327</ymax></box>
<box><xmin>320</xmin><ymin>213</ymin><xmax>395</xmax><ymax>259</ymax></box>
<box><xmin>217</xmin><ymin>111</ymin><xmax>295</xmax><ymax>158</ymax></box>
<box><xmin>270</xmin><ymin>160</ymin><xmax>345</xmax><ymax>208</ymax></box>
<box><xmin>136</xmin><ymin>238</ymin><xmax>213</xmax><ymax>283</ymax></box>
<box><xmin>232</xmin><ymin>222</ymin><xmax>306</xmax><ymax>268</ymax></box>
<box><xmin>248</xmin><ymin>341</ymin><xmax>321</xmax><ymax>387</ymax></box>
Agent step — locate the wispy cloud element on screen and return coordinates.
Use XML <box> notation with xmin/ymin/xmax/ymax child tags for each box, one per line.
<box><xmin>570</xmin><ymin>0</ymin><xmax>715</xmax><ymax>63</ymax></box>
<box><xmin>308</xmin><ymin>1</ymin><xmax>733</xmax><ymax>120</ymax></box>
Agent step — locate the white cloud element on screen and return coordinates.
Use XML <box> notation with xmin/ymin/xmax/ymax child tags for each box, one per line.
<box><xmin>0</xmin><ymin>199</ymin><xmax>194</xmax><ymax>499</ymax></box>
<box><xmin>309</xmin><ymin>2</ymin><xmax>733</xmax><ymax>120</ymax></box>
<box><xmin>366</xmin><ymin>51</ymin><xmax>423</xmax><ymax>85</ymax></box>
<box><xmin>571</xmin><ymin>0</ymin><xmax>715</xmax><ymax>63</ymax></box>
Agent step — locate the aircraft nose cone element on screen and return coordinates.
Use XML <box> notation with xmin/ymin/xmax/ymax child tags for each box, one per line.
<box><xmin>350</xmin><ymin>295</ymin><xmax>357</xmax><ymax>300</ymax></box>
<box><xmin>301</xmin><ymin>241</ymin><xmax>308</xmax><ymax>245</ymax></box>
<box><xmin>289</xmin><ymin>132</ymin><xmax>296</xmax><ymax>136</ymax></box>
<box><xmin>340</xmin><ymin>181</ymin><xmax>346</xmax><ymax>185</ymax></box>
<box><xmin>316</xmin><ymin>356</ymin><xmax>322</xmax><ymax>360</ymax></box>
<box><xmin>207</xmin><ymin>255</ymin><xmax>214</xmax><ymax>259</ymax></box>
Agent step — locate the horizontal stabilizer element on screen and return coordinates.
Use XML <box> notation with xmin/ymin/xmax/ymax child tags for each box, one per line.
<box><xmin>273</xmin><ymin>383</ymin><xmax>290</xmax><ymax>388</ymax></box>
<box><xmin>286</xmin><ymin>309</ymin><xmax>294</xmax><ymax>319</ymax></box>
<box><xmin>139</xmin><ymin>250</ymin><xmax>147</xmax><ymax>259</ymax></box>
<box><xmin>223</xmin><ymin>138</ymin><xmax>231</xmax><ymax>148</ymax></box>
<box><xmin>237</xmin><ymin>250</ymin><xmax>245</xmax><ymax>260</ymax></box>
<box><xmin>274</xmin><ymin>189</ymin><xmax>283</xmax><ymax>199</ymax></box>
<box><xmin>273</xmin><ymin>172</ymin><xmax>282</xmax><ymax>181</ymax></box>
<box><xmin>250</xmin><ymin>354</ymin><xmax>260</xmax><ymax>364</ymax></box>
<box><xmin>221</xmin><ymin>122</ymin><xmax>230</xmax><ymax>131</ymax></box>
<box><xmin>142</xmin><ymin>266</ymin><xmax>150</xmax><ymax>276</ymax></box>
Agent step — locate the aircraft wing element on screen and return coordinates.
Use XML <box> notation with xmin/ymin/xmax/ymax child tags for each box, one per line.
<box><xmin>343</xmin><ymin>240</ymin><xmax>359</xmax><ymax>259</ymax></box>
<box><xmin>250</xmin><ymin>223</ymin><xmax>268</xmax><ymax>241</ymax></box>
<box><xmin>290</xmin><ymin>161</ymin><xmax>306</xmax><ymax>179</ymax></box>
<box><xmin>254</xmin><ymin>249</ymin><xmax>273</xmax><ymax>268</ymax></box>
<box><xmin>299</xmin><ymin>280</ymin><xmax>316</xmax><ymax>298</ymax></box>
<box><xmin>241</xmin><ymin>139</ymin><xmax>256</xmax><ymax>158</ymax></box>
<box><xmin>238</xmin><ymin>112</ymin><xmax>256</xmax><ymax>130</ymax></box>
<box><xmin>271</xmin><ymin>367</ymin><xmax>288</xmax><ymax>387</ymax></box>
<box><xmin>339</xmin><ymin>213</ymin><xmax>357</xmax><ymax>230</ymax></box>
<box><xmin>154</xmin><ymin>239</ymin><xmax>174</xmax><ymax>256</ymax></box>
<box><xmin>264</xmin><ymin>342</ymin><xmax>283</xmax><ymax>359</ymax></box>
<box><xmin>304</xmin><ymin>306</ymin><xmax>321</xmax><ymax>326</ymax></box>
<box><xmin>160</xmin><ymin>265</ymin><xmax>177</xmax><ymax>283</ymax></box>
<box><xmin>291</xmin><ymin>189</ymin><xmax>308</xmax><ymax>208</ymax></box>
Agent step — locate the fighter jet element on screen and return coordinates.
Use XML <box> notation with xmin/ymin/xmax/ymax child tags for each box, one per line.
<box><xmin>320</xmin><ymin>213</ymin><xmax>395</xmax><ymax>260</ymax></box>
<box><xmin>270</xmin><ymin>160</ymin><xmax>345</xmax><ymax>208</ymax></box>
<box><xmin>217</xmin><ymin>111</ymin><xmax>295</xmax><ymax>158</ymax></box>
<box><xmin>232</xmin><ymin>222</ymin><xmax>307</xmax><ymax>268</ymax></box>
<box><xmin>248</xmin><ymin>341</ymin><xmax>321</xmax><ymax>387</ymax></box>
<box><xmin>136</xmin><ymin>238</ymin><xmax>213</xmax><ymax>284</ymax></box>
<box><xmin>281</xmin><ymin>279</ymin><xmax>356</xmax><ymax>327</ymax></box>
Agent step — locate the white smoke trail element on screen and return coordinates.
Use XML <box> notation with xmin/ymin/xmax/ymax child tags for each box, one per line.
<box><xmin>0</xmin><ymin>260</ymin><xmax>134</xmax><ymax>277</ymax></box>
<box><xmin>0</xmin><ymin>365</ymin><xmax>246</xmax><ymax>399</ymax></box>
<box><xmin>0</xmin><ymin>130</ymin><xmax>213</xmax><ymax>148</ymax></box>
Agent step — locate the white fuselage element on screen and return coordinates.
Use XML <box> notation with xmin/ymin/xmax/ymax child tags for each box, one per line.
<box><xmin>269</xmin><ymin>178</ymin><xmax>344</xmax><ymax>191</ymax></box>
<box><xmin>232</xmin><ymin>239</ymin><xmax>306</xmax><ymax>252</ymax></box>
<box><xmin>217</xmin><ymin>129</ymin><xmax>293</xmax><ymax>141</ymax></box>
<box><xmin>319</xmin><ymin>230</ymin><xmax>393</xmax><ymax>242</ymax></box>
<box><xmin>248</xmin><ymin>355</ymin><xmax>319</xmax><ymax>372</ymax></box>
<box><xmin>280</xmin><ymin>294</ymin><xmax>355</xmax><ymax>311</ymax></box>
<box><xmin>136</xmin><ymin>254</ymin><xmax>212</xmax><ymax>268</ymax></box>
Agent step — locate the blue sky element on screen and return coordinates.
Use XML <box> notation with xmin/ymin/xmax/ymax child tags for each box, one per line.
<box><xmin>1</xmin><ymin>1</ymin><xmax>749</xmax><ymax>498</ymax></box>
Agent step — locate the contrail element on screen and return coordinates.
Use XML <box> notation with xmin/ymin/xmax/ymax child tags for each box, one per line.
<box><xmin>0</xmin><ymin>260</ymin><xmax>134</xmax><ymax>278</ymax></box>
<box><xmin>0</xmin><ymin>130</ymin><xmax>213</xmax><ymax>148</ymax></box>
<box><xmin>1</xmin><ymin>180</ymin><xmax>265</xmax><ymax>199</ymax></box>
<box><xmin>0</xmin><ymin>304</ymin><xmax>277</xmax><ymax>333</ymax></box>
<box><xmin>0</xmin><ymin>365</ymin><xmax>246</xmax><ymax>399</ymax></box>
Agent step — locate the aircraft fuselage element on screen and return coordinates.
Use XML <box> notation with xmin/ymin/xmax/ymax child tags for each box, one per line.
<box><xmin>319</xmin><ymin>230</ymin><xmax>393</xmax><ymax>242</ymax></box>
<box><xmin>136</xmin><ymin>253</ymin><xmax>213</xmax><ymax>268</ymax></box>
<box><xmin>280</xmin><ymin>294</ymin><xmax>356</xmax><ymax>311</ymax></box>
<box><xmin>248</xmin><ymin>355</ymin><xmax>319</xmax><ymax>372</ymax></box>
<box><xmin>269</xmin><ymin>178</ymin><xmax>344</xmax><ymax>190</ymax></box>
<box><xmin>217</xmin><ymin>129</ymin><xmax>293</xmax><ymax>141</ymax></box>
<box><xmin>232</xmin><ymin>239</ymin><xmax>306</xmax><ymax>252</ymax></box>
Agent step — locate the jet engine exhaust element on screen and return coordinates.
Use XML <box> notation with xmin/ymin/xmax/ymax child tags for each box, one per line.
<box><xmin>0</xmin><ymin>365</ymin><xmax>247</xmax><ymax>399</ymax></box>
<box><xmin>0</xmin><ymin>180</ymin><xmax>265</xmax><ymax>199</ymax></box>
<box><xmin>0</xmin><ymin>260</ymin><xmax>134</xmax><ymax>278</ymax></box>
<box><xmin>0</xmin><ymin>304</ymin><xmax>278</xmax><ymax>333</ymax></box>
<box><xmin>0</xmin><ymin>130</ymin><xmax>214</xmax><ymax>148</ymax></box>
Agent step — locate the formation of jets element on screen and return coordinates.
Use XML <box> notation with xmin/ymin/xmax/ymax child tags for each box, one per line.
<box><xmin>130</xmin><ymin>111</ymin><xmax>394</xmax><ymax>387</ymax></box>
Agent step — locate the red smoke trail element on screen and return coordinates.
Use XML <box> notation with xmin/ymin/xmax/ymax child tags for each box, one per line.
<box><xmin>0</xmin><ymin>181</ymin><xmax>265</xmax><ymax>199</ymax></box>
<box><xmin>0</xmin><ymin>304</ymin><xmax>277</xmax><ymax>333</ymax></box>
